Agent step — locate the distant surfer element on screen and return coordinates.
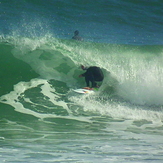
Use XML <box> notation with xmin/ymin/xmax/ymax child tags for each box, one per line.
<box><xmin>79</xmin><ymin>65</ymin><xmax>104</xmax><ymax>88</ymax></box>
<box><xmin>72</xmin><ymin>30</ymin><xmax>83</xmax><ymax>41</ymax></box>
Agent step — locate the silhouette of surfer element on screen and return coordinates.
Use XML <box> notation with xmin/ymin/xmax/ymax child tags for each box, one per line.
<box><xmin>72</xmin><ymin>30</ymin><xmax>82</xmax><ymax>41</ymax></box>
<box><xmin>79</xmin><ymin>65</ymin><xmax>104</xmax><ymax>88</ymax></box>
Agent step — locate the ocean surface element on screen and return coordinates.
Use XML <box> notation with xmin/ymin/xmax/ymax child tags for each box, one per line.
<box><xmin>1</xmin><ymin>0</ymin><xmax>163</xmax><ymax>162</ymax></box>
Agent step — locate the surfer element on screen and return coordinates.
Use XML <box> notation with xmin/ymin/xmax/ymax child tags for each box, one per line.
<box><xmin>79</xmin><ymin>65</ymin><xmax>104</xmax><ymax>88</ymax></box>
<box><xmin>72</xmin><ymin>30</ymin><xmax>82</xmax><ymax>41</ymax></box>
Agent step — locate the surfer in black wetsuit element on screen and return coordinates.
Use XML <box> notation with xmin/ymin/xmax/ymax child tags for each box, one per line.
<box><xmin>79</xmin><ymin>65</ymin><xmax>104</xmax><ymax>88</ymax></box>
<box><xmin>72</xmin><ymin>30</ymin><xmax>82</xmax><ymax>41</ymax></box>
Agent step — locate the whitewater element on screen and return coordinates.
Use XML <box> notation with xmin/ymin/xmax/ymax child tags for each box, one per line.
<box><xmin>0</xmin><ymin>0</ymin><xmax>163</xmax><ymax>162</ymax></box>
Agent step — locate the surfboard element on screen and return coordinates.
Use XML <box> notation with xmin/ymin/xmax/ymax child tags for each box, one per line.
<box><xmin>73</xmin><ymin>87</ymin><xmax>98</xmax><ymax>94</ymax></box>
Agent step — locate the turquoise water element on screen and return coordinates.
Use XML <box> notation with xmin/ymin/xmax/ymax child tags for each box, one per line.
<box><xmin>1</xmin><ymin>0</ymin><xmax>163</xmax><ymax>162</ymax></box>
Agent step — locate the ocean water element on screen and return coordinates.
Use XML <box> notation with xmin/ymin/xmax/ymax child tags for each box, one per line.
<box><xmin>1</xmin><ymin>0</ymin><xmax>163</xmax><ymax>162</ymax></box>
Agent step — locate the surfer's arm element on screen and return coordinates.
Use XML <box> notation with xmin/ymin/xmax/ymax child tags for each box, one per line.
<box><xmin>79</xmin><ymin>73</ymin><xmax>86</xmax><ymax>77</ymax></box>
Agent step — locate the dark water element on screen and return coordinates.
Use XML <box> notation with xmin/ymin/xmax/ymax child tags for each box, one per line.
<box><xmin>0</xmin><ymin>0</ymin><xmax>163</xmax><ymax>162</ymax></box>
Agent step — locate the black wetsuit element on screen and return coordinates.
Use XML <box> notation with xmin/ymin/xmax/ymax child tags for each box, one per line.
<box><xmin>81</xmin><ymin>66</ymin><xmax>104</xmax><ymax>87</ymax></box>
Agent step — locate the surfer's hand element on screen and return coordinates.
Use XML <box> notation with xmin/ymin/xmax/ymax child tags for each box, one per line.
<box><xmin>79</xmin><ymin>74</ymin><xmax>83</xmax><ymax>77</ymax></box>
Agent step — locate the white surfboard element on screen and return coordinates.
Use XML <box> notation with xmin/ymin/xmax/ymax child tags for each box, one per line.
<box><xmin>73</xmin><ymin>87</ymin><xmax>98</xmax><ymax>94</ymax></box>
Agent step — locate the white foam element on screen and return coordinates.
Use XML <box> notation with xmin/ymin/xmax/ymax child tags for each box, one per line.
<box><xmin>69</xmin><ymin>93</ymin><xmax>163</xmax><ymax>123</ymax></box>
<box><xmin>0</xmin><ymin>78</ymin><xmax>91</xmax><ymax>123</ymax></box>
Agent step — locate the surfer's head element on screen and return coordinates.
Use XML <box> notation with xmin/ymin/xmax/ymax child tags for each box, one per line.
<box><xmin>81</xmin><ymin>65</ymin><xmax>87</xmax><ymax>70</ymax></box>
<box><xmin>74</xmin><ymin>30</ymin><xmax>79</xmax><ymax>36</ymax></box>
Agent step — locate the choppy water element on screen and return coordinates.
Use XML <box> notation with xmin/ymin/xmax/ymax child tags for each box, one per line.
<box><xmin>1</xmin><ymin>0</ymin><xmax>163</xmax><ymax>162</ymax></box>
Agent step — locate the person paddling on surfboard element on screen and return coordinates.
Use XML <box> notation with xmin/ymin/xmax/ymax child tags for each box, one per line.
<box><xmin>79</xmin><ymin>65</ymin><xmax>104</xmax><ymax>88</ymax></box>
<box><xmin>72</xmin><ymin>30</ymin><xmax>83</xmax><ymax>41</ymax></box>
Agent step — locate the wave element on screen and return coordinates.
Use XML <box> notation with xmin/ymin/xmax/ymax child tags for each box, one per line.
<box><xmin>0</xmin><ymin>36</ymin><xmax>163</xmax><ymax>123</ymax></box>
<box><xmin>1</xmin><ymin>35</ymin><xmax>163</xmax><ymax>107</ymax></box>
